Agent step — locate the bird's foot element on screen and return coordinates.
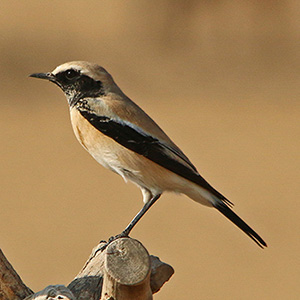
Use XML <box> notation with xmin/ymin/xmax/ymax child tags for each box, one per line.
<box><xmin>108</xmin><ymin>231</ymin><xmax>129</xmax><ymax>243</ymax></box>
<box><xmin>99</xmin><ymin>231</ymin><xmax>130</xmax><ymax>251</ymax></box>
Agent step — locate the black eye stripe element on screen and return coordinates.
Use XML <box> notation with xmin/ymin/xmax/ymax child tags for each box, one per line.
<box><xmin>53</xmin><ymin>70</ymin><xmax>105</xmax><ymax>107</ymax></box>
<box><xmin>54</xmin><ymin>69</ymin><xmax>81</xmax><ymax>83</ymax></box>
<box><xmin>65</xmin><ymin>69</ymin><xmax>80</xmax><ymax>80</ymax></box>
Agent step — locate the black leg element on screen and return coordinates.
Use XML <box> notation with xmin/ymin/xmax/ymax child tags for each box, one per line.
<box><xmin>121</xmin><ymin>194</ymin><xmax>161</xmax><ymax>236</ymax></box>
<box><xmin>100</xmin><ymin>194</ymin><xmax>161</xmax><ymax>251</ymax></box>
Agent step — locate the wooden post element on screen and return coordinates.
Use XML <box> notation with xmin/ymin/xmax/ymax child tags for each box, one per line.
<box><xmin>0</xmin><ymin>237</ymin><xmax>174</xmax><ymax>300</ymax></box>
<box><xmin>69</xmin><ymin>238</ymin><xmax>174</xmax><ymax>299</ymax></box>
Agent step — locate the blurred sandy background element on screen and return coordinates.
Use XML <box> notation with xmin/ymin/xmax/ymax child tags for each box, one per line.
<box><xmin>0</xmin><ymin>1</ymin><xmax>299</xmax><ymax>299</ymax></box>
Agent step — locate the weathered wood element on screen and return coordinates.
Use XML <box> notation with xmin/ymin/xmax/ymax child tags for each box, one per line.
<box><xmin>0</xmin><ymin>249</ymin><xmax>33</xmax><ymax>300</ymax></box>
<box><xmin>101</xmin><ymin>238</ymin><xmax>152</xmax><ymax>300</ymax></box>
<box><xmin>24</xmin><ymin>285</ymin><xmax>74</xmax><ymax>300</ymax></box>
<box><xmin>149</xmin><ymin>256</ymin><xmax>174</xmax><ymax>294</ymax></box>
<box><xmin>68</xmin><ymin>238</ymin><xmax>174</xmax><ymax>300</ymax></box>
<box><xmin>1</xmin><ymin>238</ymin><xmax>174</xmax><ymax>300</ymax></box>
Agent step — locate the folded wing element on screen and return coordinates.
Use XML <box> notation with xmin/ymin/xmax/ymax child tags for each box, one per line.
<box><xmin>79</xmin><ymin>109</ymin><xmax>232</xmax><ymax>205</ymax></box>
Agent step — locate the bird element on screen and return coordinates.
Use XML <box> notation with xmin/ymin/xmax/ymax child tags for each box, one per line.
<box><xmin>29</xmin><ymin>61</ymin><xmax>267</xmax><ymax>248</ymax></box>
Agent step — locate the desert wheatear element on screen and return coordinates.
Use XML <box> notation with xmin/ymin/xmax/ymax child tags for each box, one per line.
<box><xmin>30</xmin><ymin>61</ymin><xmax>267</xmax><ymax>248</ymax></box>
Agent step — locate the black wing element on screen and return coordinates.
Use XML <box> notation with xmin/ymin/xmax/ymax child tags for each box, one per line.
<box><xmin>79</xmin><ymin>109</ymin><xmax>232</xmax><ymax>204</ymax></box>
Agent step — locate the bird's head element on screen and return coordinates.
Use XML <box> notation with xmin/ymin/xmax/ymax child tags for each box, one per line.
<box><xmin>30</xmin><ymin>61</ymin><xmax>121</xmax><ymax>107</ymax></box>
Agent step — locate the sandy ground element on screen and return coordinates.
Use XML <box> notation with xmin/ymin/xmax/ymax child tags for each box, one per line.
<box><xmin>0</xmin><ymin>2</ymin><xmax>299</xmax><ymax>299</ymax></box>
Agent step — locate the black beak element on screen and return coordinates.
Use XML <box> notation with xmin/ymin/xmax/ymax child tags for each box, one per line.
<box><xmin>29</xmin><ymin>72</ymin><xmax>55</xmax><ymax>81</ymax></box>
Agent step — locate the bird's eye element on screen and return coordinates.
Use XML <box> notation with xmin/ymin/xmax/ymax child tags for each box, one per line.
<box><xmin>65</xmin><ymin>69</ymin><xmax>80</xmax><ymax>80</ymax></box>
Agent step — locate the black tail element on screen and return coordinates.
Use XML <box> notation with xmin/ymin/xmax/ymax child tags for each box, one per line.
<box><xmin>214</xmin><ymin>202</ymin><xmax>267</xmax><ymax>248</ymax></box>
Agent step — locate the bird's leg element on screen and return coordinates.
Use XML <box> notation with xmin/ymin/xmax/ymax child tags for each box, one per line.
<box><xmin>99</xmin><ymin>194</ymin><xmax>161</xmax><ymax>251</ymax></box>
<box><xmin>121</xmin><ymin>194</ymin><xmax>161</xmax><ymax>237</ymax></box>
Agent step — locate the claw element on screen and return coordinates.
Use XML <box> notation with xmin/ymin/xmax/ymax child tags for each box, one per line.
<box><xmin>99</xmin><ymin>232</ymin><xmax>130</xmax><ymax>252</ymax></box>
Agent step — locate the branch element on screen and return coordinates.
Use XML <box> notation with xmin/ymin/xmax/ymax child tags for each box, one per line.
<box><xmin>68</xmin><ymin>238</ymin><xmax>174</xmax><ymax>299</ymax></box>
<box><xmin>1</xmin><ymin>238</ymin><xmax>174</xmax><ymax>300</ymax></box>
<box><xmin>0</xmin><ymin>249</ymin><xmax>33</xmax><ymax>299</ymax></box>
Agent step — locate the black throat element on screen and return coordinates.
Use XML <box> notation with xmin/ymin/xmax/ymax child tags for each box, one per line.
<box><xmin>54</xmin><ymin>74</ymin><xmax>105</xmax><ymax>107</ymax></box>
